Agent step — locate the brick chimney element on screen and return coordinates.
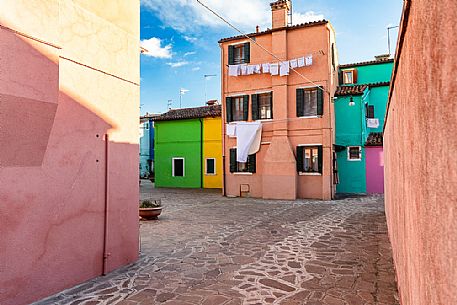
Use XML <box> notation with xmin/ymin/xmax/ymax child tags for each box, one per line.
<box><xmin>270</xmin><ymin>0</ymin><xmax>291</xmax><ymax>29</ymax></box>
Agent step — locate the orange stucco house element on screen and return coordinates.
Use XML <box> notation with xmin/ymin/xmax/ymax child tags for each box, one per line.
<box><xmin>220</xmin><ymin>0</ymin><xmax>338</xmax><ymax>200</ymax></box>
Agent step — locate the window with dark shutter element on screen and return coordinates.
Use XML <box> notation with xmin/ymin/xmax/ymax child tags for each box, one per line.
<box><xmin>230</xmin><ymin>149</ymin><xmax>256</xmax><ymax>173</ymax></box>
<box><xmin>244</xmin><ymin>42</ymin><xmax>250</xmax><ymax>63</ymax></box>
<box><xmin>229</xmin><ymin>149</ymin><xmax>237</xmax><ymax>173</ymax></box>
<box><xmin>226</xmin><ymin>97</ymin><xmax>233</xmax><ymax>122</ymax></box>
<box><xmin>251</xmin><ymin>94</ymin><xmax>259</xmax><ymax>120</ymax></box>
<box><xmin>366</xmin><ymin>105</ymin><xmax>375</xmax><ymax>119</ymax></box>
<box><xmin>296</xmin><ymin>88</ymin><xmax>304</xmax><ymax>117</ymax></box>
<box><xmin>297</xmin><ymin>87</ymin><xmax>323</xmax><ymax>117</ymax></box>
<box><xmin>243</xmin><ymin>95</ymin><xmax>249</xmax><ymax>121</ymax></box>
<box><xmin>253</xmin><ymin>92</ymin><xmax>273</xmax><ymax>120</ymax></box>
<box><xmin>331</xmin><ymin>43</ymin><xmax>336</xmax><ymax>70</ymax></box>
<box><xmin>296</xmin><ymin>146</ymin><xmax>304</xmax><ymax>172</ymax></box>
<box><xmin>317</xmin><ymin>88</ymin><xmax>324</xmax><ymax>116</ymax></box>
<box><xmin>247</xmin><ymin>154</ymin><xmax>256</xmax><ymax>173</ymax></box>
<box><xmin>230</xmin><ymin>96</ymin><xmax>246</xmax><ymax>122</ymax></box>
<box><xmin>297</xmin><ymin>145</ymin><xmax>323</xmax><ymax>174</ymax></box>
<box><xmin>228</xmin><ymin>45</ymin><xmax>235</xmax><ymax>65</ymax></box>
<box><xmin>230</xmin><ymin>43</ymin><xmax>250</xmax><ymax>64</ymax></box>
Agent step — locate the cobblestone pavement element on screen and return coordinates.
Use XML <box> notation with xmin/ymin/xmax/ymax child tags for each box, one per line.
<box><xmin>35</xmin><ymin>180</ymin><xmax>399</xmax><ymax>305</ymax></box>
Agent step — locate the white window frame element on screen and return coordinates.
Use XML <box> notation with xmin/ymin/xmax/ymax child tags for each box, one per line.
<box><xmin>205</xmin><ymin>158</ymin><xmax>216</xmax><ymax>176</ymax></box>
<box><xmin>343</xmin><ymin>69</ymin><xmax>355</xmax><ymax>84</ymax></box>
<box><xmin>172</xmin><ymin>157</ymin><xmax>185</xmax><ymax>177</ymax></box>
<box><xmin>347</xmin><ymin>146</ymin><xmax>362</xmax><ymax>161</ymax></box>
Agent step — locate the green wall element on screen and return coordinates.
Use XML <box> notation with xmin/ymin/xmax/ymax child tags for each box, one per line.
<box><xmin>365</xmin><ymin>86</ymin><xmax>389</xmax><ymax>133</ymax></box>
<box><xmin>154</xmin><ymin>119</ymin><xmax>202</xmax><ymax>188</ymax></box>
<box><xmin>342</xmin><ymin>62</ymin><xmax>393</xmax><ymax>84</ymax></box>
<box><xmin>336</xmin><ymin>148</ymin><xmax>367</xmax><ymax>194</ymax></box>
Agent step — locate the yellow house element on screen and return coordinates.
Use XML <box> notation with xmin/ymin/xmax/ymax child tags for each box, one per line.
<box><xmin>203</xmin><ymin>117</ymin><xmax>223</xmax><ymax>188</ymax></box>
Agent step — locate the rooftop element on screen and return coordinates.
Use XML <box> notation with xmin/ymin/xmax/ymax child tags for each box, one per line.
<box><xmin>218</xmin><ymin>20</ymin><xmax>328</xmax><ymax>43</ymax></box>
<box><xmin>152</xmin><ymin>105</ymin><xmax>222</xmax><ymax>122</ymax></box>
<box><xmin>339</xmin><ymin>58</ymin><xmax>394</xmax><ymax>69</ymax></box>
<box><xmin>335</xmin><ymin>82</ymin><xmax>391</xmax><ymax>96</ymax></box>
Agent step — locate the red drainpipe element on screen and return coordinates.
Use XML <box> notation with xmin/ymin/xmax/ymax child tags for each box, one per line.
<box><xmin>102</xmin><ymin>133</ymin><xmax>110</xmax><ymax>275</ymax></box>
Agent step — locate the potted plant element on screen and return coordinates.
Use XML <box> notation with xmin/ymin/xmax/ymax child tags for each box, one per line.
<box><xmin>139</xmin><ymin>199</ymin><xmax>162</xmax><ymax>220</ymax></box>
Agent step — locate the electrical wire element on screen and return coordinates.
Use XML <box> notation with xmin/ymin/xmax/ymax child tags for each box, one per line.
<box><xmin>195</xmin><ymin>0</ymin><xmax>329</xmax><ymax>94</ymax></box>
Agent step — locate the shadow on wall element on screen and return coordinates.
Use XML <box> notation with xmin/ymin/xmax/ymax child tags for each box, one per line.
<box><xmin>0</xmin><ymin>23</ymin><xmax>139</xmax><ymax>305</ymax></box>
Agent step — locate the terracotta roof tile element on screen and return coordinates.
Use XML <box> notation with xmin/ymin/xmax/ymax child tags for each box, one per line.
<box><xmin>152</xmin><ymin>105</ymin><xmax>221</xmax><ymax>122</ymax></box>
<box><xmin>218</xmin><ymin>20</ymin><xmax>328</xmax><ymax>43</ymax></box>
<box><xmin>339</xmin><ymin>58</ymin><xmax>394</xmax><ymax>69</ymax></box>
<box><xmin>365</xmin><ymin>132</ymin><xmax>383</xmax><ymax>146</ymax></box>
<box><xmin>335</xmin><ymin>85</ymin><xmax>368</xmax><ymax>96</ymax></box>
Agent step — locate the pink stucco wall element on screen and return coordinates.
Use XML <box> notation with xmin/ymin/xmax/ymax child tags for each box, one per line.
<box><xmin>0</xmin><ymin>2</ymin><xmax>140</xmax><ymax>305</ymax></box>
<box><xmin>221</xmin><ymin>16</ymin><xmax>338</xmax><ymax>200</ymax></box>
<box><xmin>365</xmin><ymin>147</ymin><xmax>384</xmax><ymax>194</ymax></box>
<box><xmin>384</xmin><ymin>0</ymin><xmax>457</xmax><ymax>304</ymax></box>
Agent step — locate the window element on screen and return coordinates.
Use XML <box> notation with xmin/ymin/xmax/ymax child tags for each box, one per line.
<box><xmin>366</xmin><ymin>105</ymin><xmax>375</xmax><ymax>119</ymax></box>
<box><xmin>172</xmin><ymin>158</ymin><xmax>185</xmax><ymax>177</ymax></box>
<box><xmin>331</xmin><ymin>43</ymin><xmax>336</xmax><ymax>71</ymax></box>
<box><xmin>347</xmin><ymin>146</ymin><xmax>362</xmax><ymax>161</ymax></box>
<box><xmin>296</xmin><ymin>88</ymin><xmax>324</xmax><ymax>117</ymax></box>
<box><xmin>252</xmin><ymin>92</ymin><xmax>273</xmax><ymax>120</ymax></box>
<box><xmin>228</xmin><ymin>43</ymin><xmax>250</xmax><ymax>65</ymax></box>
<box><xmin>229</xmin><ymin>149</ymin><xmax>256</xmax><ymax>173</ymax></box>
<box><xmin>205</xmin><ymin>158</ymin><xmax>216</xmax><ymax>175</ymax></box>
<box><xmin>342</xmin><ymin>69</ymin><xmax>357</xmax><ymax>84</ymax></box>
<box><xmin>296</xmin><ymin>146</ymin><xmax>323</xmax><ymax>174</ymax></box>
<box><xmin>226</xmin><ymin>95</ymin><xmax>249</xmax><ymax>122</ymax></box>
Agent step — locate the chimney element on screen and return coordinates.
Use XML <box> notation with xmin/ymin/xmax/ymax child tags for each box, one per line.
<box><xmin>270</xmin><ymin>0</ymin><xmax>291</xmax><ymax>29</ymax></box>
<box><xmin>206</xmin><ymin>100</ymin><xmax>218</xmax><ymax>106</ymax></box>
<box><xmin>256</xmin><ymin>25</ymin><xmax>260</xmax><ymax>33</ymax></box>
<box><xmin>375</xmin><ymin>54</ymin><xmax>391</xmax><ymax>61</ymax></box>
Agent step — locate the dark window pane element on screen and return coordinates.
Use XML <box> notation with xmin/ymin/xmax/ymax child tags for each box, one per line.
<box><xmin>233</xmin><ymin>45</ymin><xmax>245</xmax><ymax>64</ymax></box>
<box><xmin>259</xmin><ymin>92</ymin><xmax>272</xmax><ymax>119</ymax></box>
<box><xmin>348</xmin><ymin>147</ymin><xmax>361</xmax><ymax>159</ymax></box>
<box><xmin>232</xmin><ymin>97</ymin><xmax>245</xmax><ymax>121</ymax></box>
<box><xmin>303</xmin><ymin>89</ymin><xmax>318</xmax><ymax>116</ymax></box>
<box><xmin>173</xmin><ymin>159</ymin><xmax>184</xmax><ymax>176</ymax></box>
<box><xmin>302</xmin><ymin>146</ymin><xmax>320</xmax><ymax>173</ymax></box>
<box><xmin>206</xmin><ymin>159</ymin><xmax>215</xmax><ymax>174</ymax></box>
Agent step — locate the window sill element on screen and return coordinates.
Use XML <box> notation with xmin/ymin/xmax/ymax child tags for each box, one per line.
<box><xmin>299</xmin><ymin>172</ymin><xmax>322</xmax><ymax>176</ymax></box>
<box><xmin>205</xmin><ymin>173</ymin><xmax>217</xmax><ymax>176</ymax></box>
<box><xmin>347</xmin><ymin>159</ymin><xmax>362</xmax><ymax>162</ymax></box>
<box><xmin>233</xmin><ymin>172</ymin><xmax>253</xmax><ymax>176</ymax></box>
<box><xmin>256</xmin><ymin>118</ymin><xmax>273</xmax><ymax>122</ymax></box>
<box><xmin>298</xmin><ymin>115</ymin><xmax>322</xmax><ymax>119</ymax></box>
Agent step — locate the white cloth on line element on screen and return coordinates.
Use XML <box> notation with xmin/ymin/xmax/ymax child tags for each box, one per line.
<box><xmin>289</xmin><ymin>59</ymin><xmax>298</xmax><ymax>69</ymax></box>
<box><xmin>247</xmin><ymin>65</ymin><xmax>255</xmax><ymax>75</ymax></box>
<box><xmin>236</xmin><ymin>122</ymin><xmax>262</xmax><ymax>163</ymax></box>
<box><xmin>297</xmin><ymin>57</ymin><xmax>305</xmax><ymax>67</ymax></box>
<box><xmin>228</xmin><ymin>65</ymin><xmax>240</xmax><ymax>76</ymax></box>
<box><xmin>248</xmin><ymin>125</ymin><xmax>262</xmax><ymax>155</ymax></box>
<box><xmin>226</xmin><ymin>124</ymin><xmax>237</xmax><ymax>137</ymax></box>
<box><xmin>240</xmin><ymin>64</ymin><xmax>248</xmax><ymax>75</ymax></box>
<box><xmin>270</xmin><ymin>63</ymin><xmax>279</xmax><ymax>76</ymax></box>
<box><xmin>280</xmin><ymin>61</ymin><xmax>290</xmax><ymax>76</ymax></box>
<box><xmin>262</xmin><ymin>63</ymin><xmax>270</xmax><ymax>73</ymax></box>
<box><xmin>305</xmin><ymin>55</ymin><xmax>313</xmax><ymax>66</ymax></box>
<box><xmin>254</xmin><ymin>64</ymin><xmax>262</xmax><ymax>74</ymax></box>
<box><xmin>367</xmin><ymin>118</ymin><xmax>380</xmax><ymax>128</ymax></box>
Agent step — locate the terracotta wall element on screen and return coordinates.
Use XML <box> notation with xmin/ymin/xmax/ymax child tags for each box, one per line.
<box><xmin>0</xmin><ymin>1</ymin><xmax>140</xmax><ymax>304</ymax></box>
<box><xmin>384</xmin><ymin>0</ymin><xmax>457</xmax><ymax>304</ymax></box>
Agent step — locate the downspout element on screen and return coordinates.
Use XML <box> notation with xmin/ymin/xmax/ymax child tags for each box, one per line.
<box><xmin>102</xmin><ymin>133</ymin><xmax>110</xmax><ymax>275</ymax></box>
<box><xmin>220</xmin><ymin>43</ymin><xmax>227</xmax><ymax>197</ymax></box>
<box><xmin>199</xmin><ymin>118</ymin><xmax>203</xmax><ymax>188</ymax></box>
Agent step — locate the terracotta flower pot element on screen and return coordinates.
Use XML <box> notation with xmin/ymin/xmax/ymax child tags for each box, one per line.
<box><xmin>139</xmin><ymin>207</ymin><xmax>163</xmax><ymax>220</ymax></box>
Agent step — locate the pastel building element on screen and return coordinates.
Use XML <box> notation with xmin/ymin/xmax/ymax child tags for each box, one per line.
<box><xmin>384</xmin><ymin>0</ymin><xmax>457</xmax><ymax>304</ymax></box>
<box><xmin>0</xmin><ymin>1</ymin><xmax>140</xmax><ymax>305</ymax></box>
<box><xmin>153</xmin><ymin>104</ymin><xmax>223</xmax><ymax>189</ymax></box>
<box><xmin>220</xmin><ymin>0</ymin><xmax>339</xmax><ymax>200</ymax></box>
<box><xmin>139</xmin><ymin>115</ymin><xmax>156</xmax><ymax>178</ymax></box>
<box><xmin>334</xmin><ymin>57</ymin><xmax>393</xmax><ymax>194</ymax></box>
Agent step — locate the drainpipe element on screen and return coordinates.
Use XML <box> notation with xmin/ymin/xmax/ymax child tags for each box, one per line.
<box><xmin>102</xmin><ymin>133</ymin><xmax>110</xmax><ymax>275</ymax></box>
<box><xmin>199</xmin><ymin>118</ymin><xmax>203</xmax><ymax>188</ymax></box>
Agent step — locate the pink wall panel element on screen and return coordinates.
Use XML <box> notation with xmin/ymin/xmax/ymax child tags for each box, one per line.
<box><xmin>365</xmin><ymin>147</ymin><xmax>384</xmax><ymax>194</ymax></box>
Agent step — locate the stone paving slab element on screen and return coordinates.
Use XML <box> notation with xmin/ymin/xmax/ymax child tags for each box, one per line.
<box><xmin>35</xmin><ymin>181</ymin><xmax>399</xmax><ymax>305</ymax></box>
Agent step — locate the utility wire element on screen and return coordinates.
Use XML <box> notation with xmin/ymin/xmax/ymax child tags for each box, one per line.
<box><xmin>195</xmin><ymin>0</ymin><xmax>329</xmax><ymax>94</ymax></box>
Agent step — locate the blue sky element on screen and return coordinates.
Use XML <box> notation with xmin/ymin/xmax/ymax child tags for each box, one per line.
<box><xmin>140</xmin><ymin>0</ymin><xmax>403</xmax><ymax>115</ymax></box>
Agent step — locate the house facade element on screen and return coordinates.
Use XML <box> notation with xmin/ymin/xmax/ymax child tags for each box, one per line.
<box><xmin>334</xmin><ymin>58</ymin><xmax>393</xmax><ymax>194</ymax></box>
<box><xmin>0</xmin><ymin>1</ymin><xmax>140</xmax><ymax>304</ymax></box>
<box><xmin>153</xmin><ymin>105</ymin><xmax>223</xmax><ymax>189</ymax></box>
<box><xmin>139</xmin><ymin>115</ymin><xmax>156</xmax><ymax>178</ymax></box>
<box><xmin>220</xmin><ymin>0</ymin><xmax>338</xmax><ymax>200</ymax></box>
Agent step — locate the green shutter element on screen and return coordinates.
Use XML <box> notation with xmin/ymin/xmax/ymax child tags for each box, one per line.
<box><xmin>243</xmin><ymin>42</ymin><xmax>250</xmax><ymax>63</ymax></box>
<box><xmin>296</xmin><ymin>88</ymin><xmax>304</xmax><ymax>117</ymax></box>
<box><xmin>317</xmin><ymin>88</ymin><xmax>324</xmax><ymax>116</ymax></box>
<box><xmin>318</xmin><ymin>146</ymin><xmax>323</xmax><ymax>174</ymax></box>
<box><xmin>226</xmin><ymin>97</ymin><xmax>232</xmax><ymax>122</ymax></box>
<box><xmin>243</xmin><ymin>95</ymin><xmax>249</xmax><ymax>121</ymax></box>
<box><xmin>251</xmin><ymin>94</ymin><xmax>259</xmax><ymax>120</ymax></box>
<box><xmin>228</xmin><ymin>45</ymin><xmax>235</xmax><ymax>65</ymax></box>
<box><xmin>270</xmin><ymin>92</ymin><xmax>273</xmax><ymax>119</ymax></box>
<box><xmin>338</xmin><ymin>70</ymin><xmax>343</xmax><ymax>85</ymax></box>
<box><xmin>248</xmin><ymin>154</ymin><xmax>256</xmax><ymax>173</ymax></box>
<box><xmin>296</xmin><ymin>146</ymin><xmax>304</xmax><ymax>172</ymax></box>
<box><xmin>230</xmin><ymin>149</ymin><xmax>237</xmax><ymax>173</ymax></box>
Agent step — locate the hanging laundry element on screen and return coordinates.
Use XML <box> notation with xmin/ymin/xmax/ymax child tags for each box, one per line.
<box><xmin>297</xmin><ymin>57</ymin><xmax>305</xmax><ymax>67</ymax></box>
<box><xmin>226</xmin><ymin>124</ymin><xmax>237</xmax><ymax>137</ymax></box>
<box><xmin>270</xmin><ymin>63</ymin><xmax>279</xmax><ymax>76</ymax></box>
<box><xmin>254</xmin><ymin>64</ymin><xmax>262</xmax><ymax>74</ymax></box>
<box><xmin>247</xmin><ymin>65</ymin><xmax>255</xmax><ymax>75</ymax></box>
<box><xmin>280</xmin><ymin>61</ymin><xmax>290</xmax><ymax>76</ymax></box>
<box><xmin>289</xmin><ymin>59</ymin><xmax>298</xmax><ymax>69</ymax></box>
<box><xmin>262</xmin><ymin>63</ymin><xmax>270</xmax><ymax>73</ymax></box>
<box><xmin>240</xmin><ymin>64</ymin><xmax>248</xmax><ymax>75</ymax></box>
<box><xmin>236</xmin><ymin>122</ymin><xmax>262</xmax><ymax>162</ymax></box>
<box><xmin>367</xmin><ymin>118</ymin><xmax>380</xmax><ymax>128</ymax></box>
<box><xmin>228</xmin><ymin>65</ymin><xmax>240</xmax><ymax>77</ymax></box>
<box><xmin>305</xmin><ymin>55</ymin><xmax>313</xmax><ymax>66</ymax></box>
<box><xmin>248</xmin><ymin>125</ymin><xmax>262</xmax><ymax>155</ymax></box>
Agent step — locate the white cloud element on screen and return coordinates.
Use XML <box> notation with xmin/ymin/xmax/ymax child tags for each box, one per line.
<box><xmin>141</xmin><ymin>0</ymin><xmax>270</xmax><ymax>33</ymax></box>
<box><xmin>167</xmin><ymin>61</ymin><xmax>190</xmax><ymax>68</ymax></box>
<box><xmin>192</xmin><ymin>67</ymin><xmax>201</xmax><ymax>71</ymax></box>
<box><xmin>140</xmin><ymin>37</ymin><xmax>172</xmax><ymax>58</ymax></box>
<box><xmin>292</xmin><ymin>11</ymin><xmax>325</xmax><ymax>25</ymax></box>
<box><xmin>183</xmin><ymin>35</ymin><xmax>198</xmax><ymax>43</ymax></box>
<box><xmin>184</xmin><ymin>51</ymin><xmax>197</xmax><ymax>57</ymax></box>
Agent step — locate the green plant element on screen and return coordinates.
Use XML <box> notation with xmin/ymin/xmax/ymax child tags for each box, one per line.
<box><xmin>139</xmin><ymin>199</ymin><xmax>162</xmax><ymax>208</ymax></box>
